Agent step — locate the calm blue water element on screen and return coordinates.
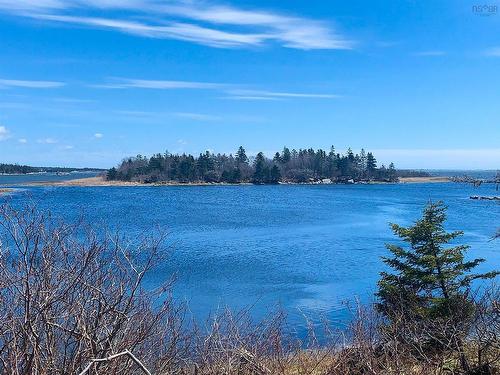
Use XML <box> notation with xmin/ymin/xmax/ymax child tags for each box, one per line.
<box><xmin>1</xmin><ymin>181</ymin><xmax>499</xmax><ymax>334</ymax></box>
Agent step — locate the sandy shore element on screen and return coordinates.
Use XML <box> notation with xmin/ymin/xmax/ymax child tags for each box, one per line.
<box><xmin>399</xmin><ymin>177</ymin><xmax>451</xmax><ymax>183</ymax></box>
<box><xmin>24</xmin><ymin>176</ymin><xmax>250</xmax><ymax>187</ymax></box>
<box><xmin>25</xmin><ymin>177</ymin><xmax>143</xmax><ymax>186</ymax></box>
<box><xmin>23</xmin><ymin>176</ymin><xmax>452</xmax><ymax>187</ymax></box>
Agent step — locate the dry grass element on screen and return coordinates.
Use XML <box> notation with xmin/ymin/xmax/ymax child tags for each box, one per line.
<box><xmin>399</xmin><ymin>177</ymin><xmax>451</xmax><ymax>183</ymax></box>
<box><xmin>24</xmin><ymin>176</ymin><xmax>142</xmax><ymax>186</ymax></box>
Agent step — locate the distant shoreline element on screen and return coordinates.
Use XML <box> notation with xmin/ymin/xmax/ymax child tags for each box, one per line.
<box><xmin>398</xmin><ymin>176</ymin><xmax>451</xmax><ymax>183</ymax></box>
<box><xmin>20</xmin><ymin>176</ymin><xmax>452</xmax><ymax>187</ymax></box>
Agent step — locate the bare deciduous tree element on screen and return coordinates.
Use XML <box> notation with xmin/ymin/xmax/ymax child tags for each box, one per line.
<box><xmin>0</xmin><ymin>203</ymin><xmax>188</xmax><ymax>374</ymax></box>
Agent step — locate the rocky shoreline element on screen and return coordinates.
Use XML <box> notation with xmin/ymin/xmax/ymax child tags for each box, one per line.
<box><xmin>17</xmin><ymin>175</ymin><xmax>452</xmax><ymax>187</ymax></box>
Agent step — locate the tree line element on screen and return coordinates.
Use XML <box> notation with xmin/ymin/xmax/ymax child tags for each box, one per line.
<box><xmin>0</xmin><ymin>163</ymin><xmax>102</xmax><ymax>174</ymax></box>
<box><xmin>107</xmin><ymin>146</ymin><xmax>400</xmax><ymax>184</ymax></box>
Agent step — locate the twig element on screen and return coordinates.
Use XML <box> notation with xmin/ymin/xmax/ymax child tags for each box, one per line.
<box><xmin>78</xmin><ymin>349</ymin><xmax>152</xmax><ymax>375</ymax></box>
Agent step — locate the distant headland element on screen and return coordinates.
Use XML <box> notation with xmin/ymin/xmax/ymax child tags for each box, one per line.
<box><xmin>0</xmin><ymin>163</ymin><xmax>105</xmax><ymax>175</ymax></box>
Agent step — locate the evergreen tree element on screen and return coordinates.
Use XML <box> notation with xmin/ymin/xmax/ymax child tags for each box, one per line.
<box><xmin>387</xmin><ymin>162</ymin><xmax>397</xmax><ymax>182</ymax></box>
<box><xmin>328</xmin><ymin>145</ymin><xmax>336</xmax><ymax>158</ymax></box>
<box><xmin>262</xmin><ymin>166</ymin><xmax>270</xmax><ymax>183</ymax></box>
<box><xmin>236</xmin><ymin>146</ymin><xmax>248</xmax><ymax>165</ymax></box>
<box><xmin>148</xmin><ymin>153</ymin><xmax>163</xmax><ymax>172</ymax></box>
<box><xmin>273</xmin><ymin>152</ymin><xmax>282</xmax><ymax>164</ymax></box>
<box><xmin>281</xmin><ymin>147</ymin><xmax>291</xmax><ymax>164</ymax></box>
<box><xmin>366</xmin><ymin>152</ymin><xmax>377</xmax><ymax>174</ymax></box>
<box><xmin>221</xmin><ymin>168</ymin><xmax>241</xmax><ymax>183</ymax></box>
<box><xmin>347</xmin><ymin>148</ymin><xmax>355</xmax><ymax>162</ymax></box>
<box><xmin>269</xmin><ymin>165</ymin><xmax>281</xmax><ymax>183</ymax></box>
<box><xmin>377</xmin><ymin>201</ymin><xmax>498</xmax><ymax>321</ymax></box>
<box><xmin>107</xmin><ymin>167</ymin><xmax>117</xmax><ymax>180</ymax></box>
<box><xmin>233</xmin><ymin>167</ymin><xmax>241</xmax><ymax>182</ymax></box>
<box><xmin>327</xmin><ymin>146</ymin><xmax>338</xmax><ymax>177</ymax></box>
<box><xmin>253</xmin><ymin>152</ymin><xmax>267</xmax><ymax>183</ymax></box>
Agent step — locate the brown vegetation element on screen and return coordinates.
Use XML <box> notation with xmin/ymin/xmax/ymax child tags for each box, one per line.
<box><xmin>398</xmin><ymin>177</ymin><xmax>451</xmax><ymax>183</ymax></box>
<box><xmin>25</xmin><ymin>175</ymin><xmax>451</xmax><ymax>187</ymax></box>
<box><xmin>24</xmin><ymin>176</ymin><xmax>143</xmax><ymax>187</ymax></box>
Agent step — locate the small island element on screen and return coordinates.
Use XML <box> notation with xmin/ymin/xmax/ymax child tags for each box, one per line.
<box><xmin>106</xmin><ymin>146</ymin><xmax>427</xmax><ymax>185</ymax></box>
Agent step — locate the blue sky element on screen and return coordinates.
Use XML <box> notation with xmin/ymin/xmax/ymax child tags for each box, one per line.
<box><xmin>0</xmin><ymin>0</ymin><xmax>499</xmax><ymax>169</ymax></box>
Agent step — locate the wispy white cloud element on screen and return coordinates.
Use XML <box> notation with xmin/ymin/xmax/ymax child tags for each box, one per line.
<box><xmin>375</xmin><ymin>41</ymin><xmax>401</xmax><ymax>48</ymax></box>
<box><xmin>0</xmin><ymin>0</ymin><xmax>352</xmax><ymax>50</ymax></box>
<box><xmin>0</xmin><ymin>78</ymin><xmax>65</xmax><ymax>88</ymax></box>
<box><xmin>37</xmin><ymin>137</ymin><xmax>58</xmax><ymax>144</ymax></box>
<box><xmin>95</xmin><ymin>78</ymin><xmax>339</xmax><ymax>101</ymax></box>
<box><xmin>226</xmin><ymin>89</ymin><xmax>340</xmax><ymax>100</ymax></box>
<box><xmin>156</xmin><ymin>3</ymin><xmax>352</xmax><ymax>49</ymax></box>
<box><xmin>94</xmin><ymin>133</ymin><xmax>103</xmax><ymax>139</ymax></box>
<box><xmin>113</xmin><ymin>109</ymin><xmax>266</xmax><ymax>123</ymax></box>
<box><xmin>0</xmin><ymin>102</ymin><xmax>30</xmax><ymax>109</ymax></box>
<box><xmin>0</xmin><ymin>0</ymin><xmax>64</xmax><ymax>12</ymax></box>
<box><xmin>174</xmin><ymin>112</ymin><xmax>221</xmax><ymax>121</ymax></box>
<box><xmin>222</xmin><ymin>95</ymin><xmax>284</xmax><ymax>101</ymax></box>
<box><xmin>112</xmin><ymin>110</ymin><xmax>170</xmax><ymax>123</ymax></box>
<box><xmin>18</xmin><ymin>138</ymin><xmax>28</xmax><ymax>144</ymax></box>
<box><xmin>0</xmin><ymin>126</ymin><xmax>10</xmax><ymax>141</ymax></box>
<box><xmin>412</xmin><ymin>50</ymin><xmax>446</xmax><ymax>57</ymax></box>
<box><xmin>51</xmin><ymin>97</ymin><xmax>94</xmax><ymax>103</ymax></box>
<box><xmin>484</xmin><ymin>47</ymin><xmax>500</xmax><ymax>57</ymax></box>
<box><xmin>31</xmin><ymin>14</ymin><xmax>265</xmax><ymax>48</ymax></box>
<box><xmin>95</xmin><ymin>78</ymin><xmax>225</xmax><ymax>90</ymax></box>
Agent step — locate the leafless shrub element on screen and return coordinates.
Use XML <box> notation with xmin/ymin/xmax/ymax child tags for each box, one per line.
<box><xmin>0</xmin><ymin>203</ymin><xmax>189</xmax><ymax>374</ymax></box>
<box><xmin>468</xmin><ymin>284</ymin><xmax>500</xmax><ymax>373</ymax></box>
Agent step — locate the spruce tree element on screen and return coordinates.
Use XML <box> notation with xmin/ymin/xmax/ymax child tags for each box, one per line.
<box><xmin>253</xmin><ymin>152</ymin><xmax>266</xmax><ymax>183</ymax></box>
<box><xmin>387</xmin><ymin>162</ymin><xmax>397</xmax><ymax>182</ymax></box>
<box><xmin>366</xmin><ymin>152</ymin><xmax>377</xmax><ymax>174</ymax></box>
<box><xmin>377</xmin><ymin>201</ymin><xmax>498</xmax><ymax>320</ymax></box>
<box><xmin>107</xmin><ymin>167</ymin><xmax>118</xmax><ymax>180</ymax></box>
<box><xmin>269</xmin><ymin>165</ymin><xmax>281</xmax><ymax>184</ymax></box>
<box><xmin>347</xmin><ymin>147</ymin><xmax>355</xmax><ymax>162</ymax></box>
<box><xmin>236</xmin><ymin>146</ymin><xmax>248</xmax><ymax>165</ymax></box>
<box><xmin>273</xmin><ymin>152</ymin><xmax>282</xmax><ymax>164</ymax></box>
<box><xmin>281</xmin><ymin>147</ymin><xmax>291</xmax><ymax>164</ymax></box>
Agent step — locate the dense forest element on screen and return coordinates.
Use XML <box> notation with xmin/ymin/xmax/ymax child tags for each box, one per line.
<box><xmin>0</xmin><ymin>163</ymin><xmax>102</xmax><ymax>174</ymax></box>
<box><xmin>107</xmin><ymin>146</ymin><xmax>401</xmax><ymax>184</ymax></box>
